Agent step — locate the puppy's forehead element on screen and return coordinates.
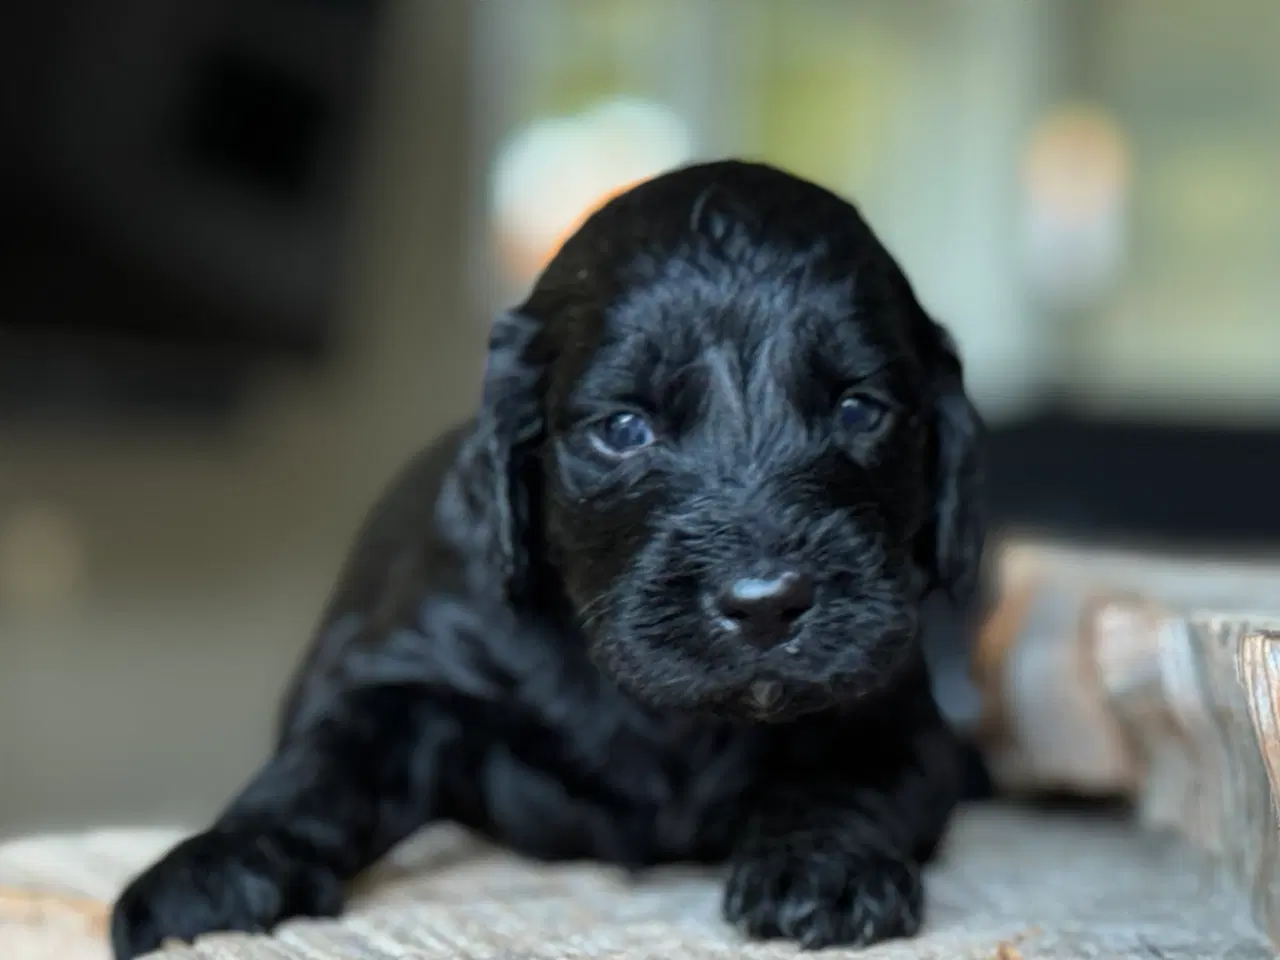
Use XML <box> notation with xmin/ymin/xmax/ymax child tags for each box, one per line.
<box><xmin>579</xmin><ymin>248</ymin><xmax>911</xmax><ymax>394</ymax></box>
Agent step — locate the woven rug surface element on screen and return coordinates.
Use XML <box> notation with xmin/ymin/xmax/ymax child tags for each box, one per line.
<box><xmin>0</xmin><ymin>804</ymin><xmax>1272</xmax><ymax>960</ymax></box>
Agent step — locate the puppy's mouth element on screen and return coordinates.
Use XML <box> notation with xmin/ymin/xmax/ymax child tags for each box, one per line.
<box><xmin>735</xmin><ymin>677</ymin><xmax>839</xmax><ymax>722</ymax></box>
<box><xmin>744</xmin><ymin>678</ymin><xmax>785</xmax><ymax>720</ymax></box>
<box><xmin>728</xmin><ymin>674</ymin><xmax>852</xmax><ymax>722</ymax></box>
<box><xmin>582</xmin><ymin>593</ymin><xmax>920</xmax><ymax>721</ymax></box>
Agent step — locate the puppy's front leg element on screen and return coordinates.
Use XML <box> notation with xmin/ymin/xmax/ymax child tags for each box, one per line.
<box><xmin>723</xmin><ymin>677</ymin><xmax>961</xmax><ymax>949</ymax></box>
<box><xmin>110</xmin><ymin>685</ymin><xmax>454</xmax><ymax>960</ymax></box>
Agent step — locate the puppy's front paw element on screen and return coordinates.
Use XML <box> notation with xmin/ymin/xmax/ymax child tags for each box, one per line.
<box><xmin>110</xmin><ymin>827</ymin><xmax>343</xmax><ymax>960</ymax></box>
<box><xmin>722</xmin><ymin>838</ymin><xmax>923</xmax><ymax>949</ymax></box>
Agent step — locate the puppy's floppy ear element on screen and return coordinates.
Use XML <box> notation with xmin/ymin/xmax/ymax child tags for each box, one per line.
<box><xmin>917</xmin><ymin>314</ymin><xmax>986</xmax><ymax>607</ymax></box>
<box><xmin>438</xmin><ymin>309</ymin><xmax>546</xmax><ymax>601</ymax></box>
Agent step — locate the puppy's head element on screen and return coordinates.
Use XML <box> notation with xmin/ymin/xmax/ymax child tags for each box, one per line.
<box><xmin>457</xmin><ymin>160</ymin><xmax>984</xmax><ymax>721</ymax></box>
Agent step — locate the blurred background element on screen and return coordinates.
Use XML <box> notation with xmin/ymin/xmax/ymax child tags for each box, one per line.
<box><xmin>2</xmin><ymin>0</ymin><xmax>1278</xmax><ymax>831</ymax></box>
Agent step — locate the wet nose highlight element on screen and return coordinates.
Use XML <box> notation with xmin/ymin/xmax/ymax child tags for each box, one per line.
<box><xmin>715</xmin><ymin>570</ymin><xmax>815</xmax><ymax>646</ymax></box>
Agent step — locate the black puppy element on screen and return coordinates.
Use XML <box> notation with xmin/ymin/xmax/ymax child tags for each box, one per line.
<box><xmin>111</xmin><ymin>159</ymin><xmax>984</xmax><ymax>958</ymax></box>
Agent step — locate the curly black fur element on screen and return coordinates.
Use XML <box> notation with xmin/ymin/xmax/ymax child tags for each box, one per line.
<box><xmin>111</xmin><ymin>160</ymin><xmax>986</xmax><ymax>958</ymax></box>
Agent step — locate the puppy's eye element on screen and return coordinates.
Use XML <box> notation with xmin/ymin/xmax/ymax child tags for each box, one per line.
<box><xmin>836</xmin><ymin>392</ymin><xmax>890</xmax><ymax>434</ymax></box>
<box><xmin>590</xmin><ymin>411</ymin><xmax>656</xmax><ymax>456</ymax></box>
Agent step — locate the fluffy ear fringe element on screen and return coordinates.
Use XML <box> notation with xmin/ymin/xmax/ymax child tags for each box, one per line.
<box><xmin>437</xmin><ymin>311</ymin><xmax>545</xmax><ymax>600</ymax></box>
<box><xmin>920</xmin><ymin>320</ymin><xmax>986</xmax><ymax>607</ymax></box>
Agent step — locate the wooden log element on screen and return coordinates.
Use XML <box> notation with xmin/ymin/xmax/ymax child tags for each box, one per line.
<box><xmin>972</xmin><ymin>537</ymin><xmax>1280</xmax><ymax>945</ymax></box>
<box><xmin>1099</xmin><ymin>608</ymin><xmax>1280</xmax><ymax>945</ymax></box>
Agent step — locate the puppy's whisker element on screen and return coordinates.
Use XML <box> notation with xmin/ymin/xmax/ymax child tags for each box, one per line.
<box><xmin>576</xmin><ymin>594</ymin><xmax>615</xmax><ymax>632</ymax></box>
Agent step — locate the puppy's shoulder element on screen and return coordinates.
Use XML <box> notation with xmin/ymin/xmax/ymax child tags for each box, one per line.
<box><xmin>278</xmin><ymin>421</ymin><xmax>484</xmax><ymax>734</ymax></box>
<box><xmin>326</xmin><ymin>419</ymin><xmax>475</xmax><ymax>615</ymax></box>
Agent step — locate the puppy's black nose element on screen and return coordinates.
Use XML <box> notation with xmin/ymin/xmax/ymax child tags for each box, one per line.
<box><xmin>716</xmin><ymin>570</ymin><xmax>815</xmax><ymax>646</ymax></box>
